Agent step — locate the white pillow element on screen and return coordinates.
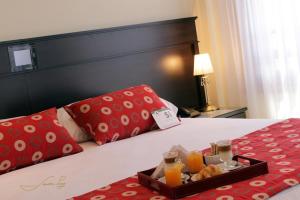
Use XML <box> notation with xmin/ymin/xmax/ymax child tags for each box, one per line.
<box><xmin>57</xmin><ymin>108</ymin><xmax>91</xmax><ymax>143</ymax></box>
<box><xmin>160</xmin><ymin>98</ymin><xmax>178</xmax><ymax>115</ymax></box>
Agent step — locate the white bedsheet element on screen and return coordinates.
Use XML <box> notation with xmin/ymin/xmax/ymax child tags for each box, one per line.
<box><xmin>0</xmin><ymin>118</ymin><xmax>299</xmax><ymax>200</ymax></box>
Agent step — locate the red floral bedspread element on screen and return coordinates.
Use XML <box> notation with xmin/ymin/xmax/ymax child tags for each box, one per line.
<box><xmin>70</xmin><ymin>119</ymin><xmax>300</xmax><ymax>200</ymax></box>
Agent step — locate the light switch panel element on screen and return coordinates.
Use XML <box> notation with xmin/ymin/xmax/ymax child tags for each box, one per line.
<box><xmin>8</xmin><ymin>44</ymin><xmax>36</xmax><ymax>72</ymax></box>
<box><xmin>14</xmin><ymin>49</ymin><xmax>32</xmax><ymax>66</ymax></box>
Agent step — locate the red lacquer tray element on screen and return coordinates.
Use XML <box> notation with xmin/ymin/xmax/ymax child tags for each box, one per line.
<box><xmin>138</xmin><ymin>155</ymin><xmax>268</xmax><ymax>199</ymax></box>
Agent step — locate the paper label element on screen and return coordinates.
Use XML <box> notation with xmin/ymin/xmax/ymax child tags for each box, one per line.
<box><xmin>151</xmin><ymin>108</ymin><xmax>180</xmax><ymax>129</ymax></box>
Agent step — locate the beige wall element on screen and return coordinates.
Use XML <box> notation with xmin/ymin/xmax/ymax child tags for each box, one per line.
<box><xmin>0</xmin><ymin>0</ymin><xmax>195</xmax><ymax>41</ymax></box>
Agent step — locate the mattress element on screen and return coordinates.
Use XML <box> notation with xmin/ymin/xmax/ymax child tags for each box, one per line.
<box><xmin>0</xmin><ymin>118</ymin><xmax>299</xmax><ymax>200</ymax></box>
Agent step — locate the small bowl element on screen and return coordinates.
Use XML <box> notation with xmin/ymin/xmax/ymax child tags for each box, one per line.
<box><xmin>204</xmin><ymin>154</ymin><xmax>222</xmax><ymax>165</ymax></box>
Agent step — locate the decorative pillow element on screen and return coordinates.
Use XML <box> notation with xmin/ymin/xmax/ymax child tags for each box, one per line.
<box><xmin>65</xmin><ymin>85</ymin><xmax>166</xmax><ymax>145</ymax></box>
<box><xmin>0</xmin><ymin>108</ymin><xmax>83</xmax><ymax>175</ymax></box>
<box><xmin>57</xmin><ymin>108</ymin><xmax>91</xmax><ymax>143</ymax></box>
<box><xmin>0</xmin><ymin>116</ymin><xmax>23</xmax><ymax>122</ymax></box>
<box><xmin>1</xmin><ymin>109</ymin><xmax>91</xmax><ymax>144</ymax></box>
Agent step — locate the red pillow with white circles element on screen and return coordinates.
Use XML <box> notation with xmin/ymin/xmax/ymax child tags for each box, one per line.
<box><xmin>0</xmin><ymin>108</ymin><xmax>83</xmax><ymax>175</ymax></box>
<box><xmin>65</xmin><ymin>85</ymin><xmax>166</xmax><ymax>145</ymax></box>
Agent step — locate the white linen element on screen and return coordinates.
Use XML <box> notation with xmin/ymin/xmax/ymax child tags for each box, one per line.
<box><xmin>57</xmin><ymin>108</ymin><xmax>91</xmax><ymax>143</ymax></box>
<box><xmin>0</xmin><ymin>118</ymin><xmax>299</xmax><ymax>200</ymax></box>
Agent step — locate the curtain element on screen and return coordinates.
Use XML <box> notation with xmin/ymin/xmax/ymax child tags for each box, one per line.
<box><xmin>193</xmin><ymin>0</ymin><xmax>247</xmax><ymax>110</ymax></box>
<box><xmin>195</xmin><ymin>0</ymin><xmax>300</xmax><ymax>118</ymax></box>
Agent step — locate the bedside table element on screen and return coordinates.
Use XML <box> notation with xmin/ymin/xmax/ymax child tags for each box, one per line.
<box><xmin>198</xmin><ymin>107</ymin><xmax>247</xmax><ymax>118</ymax></box>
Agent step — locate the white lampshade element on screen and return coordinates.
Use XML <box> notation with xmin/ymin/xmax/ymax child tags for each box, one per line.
<box><xmin>193</xmin><ymin>53</ymin><xmax>214</xmax><ymax>76</ymax></box>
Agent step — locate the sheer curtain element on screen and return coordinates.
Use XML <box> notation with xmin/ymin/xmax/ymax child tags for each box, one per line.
<box><xmin>236</xmin><ymin>0</ymin><xmax>300</xmax><ymax>118</ymax></box>
<box><xmin>195</xmin><ymin>0</ymin><xmax>300</xmax><ymax>118</ymax></box>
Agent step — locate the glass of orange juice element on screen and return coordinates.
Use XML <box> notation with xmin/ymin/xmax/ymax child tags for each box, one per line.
<box><xmin>163</xmin><ymin>151</ymin><xmax>183</xmax><ymax>187</ymax></box>
<box><xmin>164</xmin><ymin>163</ymin><xmax>183</xmax><ymax>187</ymax></box>
<box><xmin>187</xmin><ymin>151</ymin><xmax>204</xmax><ymax>173</ymax></box>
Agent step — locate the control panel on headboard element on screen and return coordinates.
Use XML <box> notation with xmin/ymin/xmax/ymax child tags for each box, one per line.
<box><xmin>0</xmin><ymin>17</ymin><xmax>205</xmax><ymax>119</ymax></box>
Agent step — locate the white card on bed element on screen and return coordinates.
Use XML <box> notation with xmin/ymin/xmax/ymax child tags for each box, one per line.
<box><xmin>151</xmin><ymin>108</ymin><xmax>180</xmax><ymax>129</ymax></box>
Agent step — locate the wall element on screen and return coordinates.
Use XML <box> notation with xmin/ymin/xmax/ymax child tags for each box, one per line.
<box><xmin>0</xmin><ymin>0</ymin><xmax>195</xmax><ymax>41</ymax></box>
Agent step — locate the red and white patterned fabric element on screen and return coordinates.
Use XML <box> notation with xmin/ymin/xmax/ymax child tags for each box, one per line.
<box><xmin>65</xmin><ymin>85</ymin><xmax>166</xmax><ymax>145</ymax></box>
<box><xmin>70</xmin><ymin>118</ymin><xmax>300</xmax><ymax>200</ymax></box>
<box><xmin>0</xmin><ymin>108</ymin><xmax>83</xmax><ymax>175</ymax></box>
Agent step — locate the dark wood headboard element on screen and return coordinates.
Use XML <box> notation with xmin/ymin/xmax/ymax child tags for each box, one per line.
<box><xmin>0</xmin><ymin>17</ymin><xmax>204</xmax><ymax>118</ymax></box>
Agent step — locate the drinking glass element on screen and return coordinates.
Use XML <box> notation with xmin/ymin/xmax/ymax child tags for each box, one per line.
<box><xmin>217</xmin><ymin>140</ymin><xmax>233</xmax><ymax>170</ymax></box>
<box><xmin>186</xmin><ymin>151</ymin><xmax>204</xmax><ymax>173</ymax></box>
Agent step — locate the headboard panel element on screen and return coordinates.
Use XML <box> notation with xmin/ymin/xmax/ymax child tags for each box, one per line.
<box><xmin>0</xmin><ymin>17</ymin><xmax>204</xmax><ymax>118</ymax></box>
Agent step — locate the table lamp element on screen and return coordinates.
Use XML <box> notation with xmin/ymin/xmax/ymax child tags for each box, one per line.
<box><xmin>194</xmin><ymin>53</ymin><xmax>218</xmax><ymax>112</ymax></box>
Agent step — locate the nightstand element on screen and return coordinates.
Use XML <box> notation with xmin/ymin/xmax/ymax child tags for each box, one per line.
<box><xmin>198</xmin><ymin>107</ymin><xmax>247</xmax><ymax>118</ymax></box>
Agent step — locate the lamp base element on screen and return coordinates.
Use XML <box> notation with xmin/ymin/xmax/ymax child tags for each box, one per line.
<box><xmin>200</xmin><ymin>104</ymin><xmax>219</xmax><ymax>112</ymax></box>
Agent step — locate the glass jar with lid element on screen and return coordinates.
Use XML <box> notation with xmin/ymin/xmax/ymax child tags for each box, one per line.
<box><xmin>163</xmin><ymin>151</ymin><xmax>183</xmax><ymax>187</ymax></box>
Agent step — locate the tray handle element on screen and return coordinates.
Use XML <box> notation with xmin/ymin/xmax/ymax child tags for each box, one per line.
<box><xmin>233</xmin><ymin>155</ymin><xmax>262</xmax><ymax>165</ymax></box>
<box><xmin>138</xmin><ymin>172</ymin><xmax>162</xmax><ymax>191</ymax></box>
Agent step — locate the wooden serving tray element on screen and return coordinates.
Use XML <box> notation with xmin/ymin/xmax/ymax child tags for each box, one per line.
<box><xmin>138</xmin><ymin>155</ymin><xmax>268</xmax><ymax>199</ymax></box>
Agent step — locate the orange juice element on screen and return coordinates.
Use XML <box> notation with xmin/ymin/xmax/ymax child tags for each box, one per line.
<box><xmin>187</xmin><ymin>151</ymin><xmax>204</xmax><ymax>173</ymax></box>
<box><xmin>164</xmin><ymin>163</ymin><xmax>182</xmax><ymax>187</ymax></box>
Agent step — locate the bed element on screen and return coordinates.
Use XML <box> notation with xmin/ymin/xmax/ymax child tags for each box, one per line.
<box><xmin>0</xmin><ymin>18</ymin><xmax>299</xmax><ymax>200</ymax></box>
<box><xmin>0</xmin><ymin>118</ymin><xmax>298</xmax><ymax>200</ymax></box>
